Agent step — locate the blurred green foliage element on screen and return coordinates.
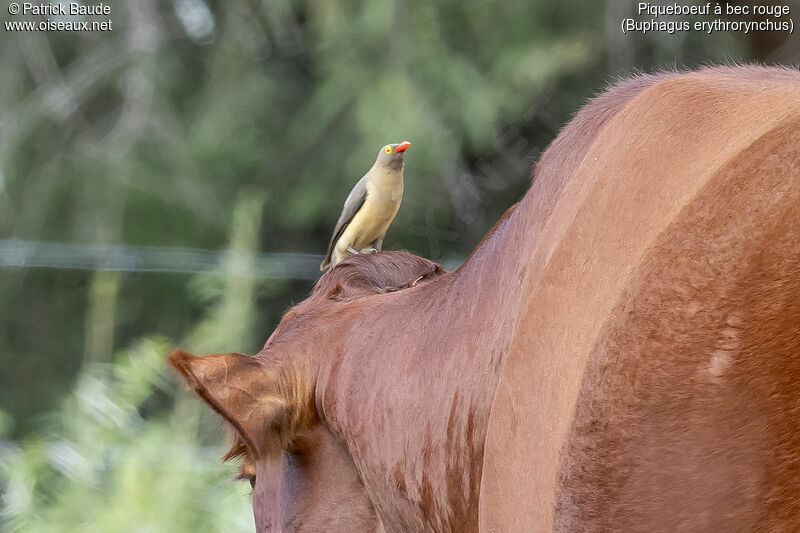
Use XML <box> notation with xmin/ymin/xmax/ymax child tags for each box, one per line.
<box><xmin>1</xmin><ymin>337</ymin><xmax>253</xmax><ymax>533</ymax></box>
<box><xmin>2</xmin><ymin>193</ymin><xmax>264</xmax><ymax>531</ymax></box>
<box><xmin>0</xmin><ymin>0</ymin><xmax>790</xmax><ymax>529</ymax></box>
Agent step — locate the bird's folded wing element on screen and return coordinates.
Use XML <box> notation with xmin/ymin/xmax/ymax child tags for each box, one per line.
<box><xmin>320</xmin><ymin>176</ymin><xmax>368</xmax><ymax>269</ymax></box>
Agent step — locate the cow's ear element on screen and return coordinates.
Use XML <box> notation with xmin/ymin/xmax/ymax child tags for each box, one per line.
<box><xmin>169</xmin><ymin>349</ymin><xmax>292</xmax><ymax>459</ymax></box>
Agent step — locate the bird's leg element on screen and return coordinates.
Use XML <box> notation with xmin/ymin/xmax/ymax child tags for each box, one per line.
<box><xmin>363</xmin><ymin>238</ymin><xmax>382</xmax><ymax>254</ymax></box>
<box><xmin>346</xmin><ymin>246</ymin><xmax>360</xmax><ymax>255</ymax></box>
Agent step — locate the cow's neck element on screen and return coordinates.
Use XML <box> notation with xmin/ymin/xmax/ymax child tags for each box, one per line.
<box><xmin>315</xmin><ymin>204</ymin><xmax>533</xmax><ymax>532</ymax></box>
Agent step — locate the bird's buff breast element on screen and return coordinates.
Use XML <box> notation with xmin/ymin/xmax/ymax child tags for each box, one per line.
<box><xmin>339</xmin><ymin>179</ymin><xmax>402</xmax><ymax>251</ymax></box>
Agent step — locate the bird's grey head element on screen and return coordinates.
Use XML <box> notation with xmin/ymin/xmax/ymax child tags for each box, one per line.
<box><xmin>374</xmin><ymin>141</ymin><xmax>411</xmax><ymax>170</ymax></box>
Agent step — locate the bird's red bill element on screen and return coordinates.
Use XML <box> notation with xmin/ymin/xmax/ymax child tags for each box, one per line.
<box><xmin>395</xmin><ymin>141</ymin><xmax>411</xmax><ymax>152</ymax></box>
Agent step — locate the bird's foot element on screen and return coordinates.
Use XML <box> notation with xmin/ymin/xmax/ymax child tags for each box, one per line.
<box><xmin>364</xmin><ymin>248</ymin><xmax>378</xmax><ymax>254</ymax></box>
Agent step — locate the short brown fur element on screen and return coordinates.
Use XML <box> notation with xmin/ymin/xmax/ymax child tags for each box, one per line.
<box><xmin>170</xmin><ymin>65</ymin><xmax>800</xmax><ymax>532</ymax></box>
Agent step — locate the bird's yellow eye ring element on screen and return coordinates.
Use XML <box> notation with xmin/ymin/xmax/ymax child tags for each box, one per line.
<box><xmin>384</xmin><ymin>146</ymin><xmax>392</xmax><ymax>154</ymax></box>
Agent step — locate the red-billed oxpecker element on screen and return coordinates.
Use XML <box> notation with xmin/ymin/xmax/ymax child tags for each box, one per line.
<box><xmin>320</xmin><ymin>141</ymin><xmax>411</xmax><ymax>270</ymax></box>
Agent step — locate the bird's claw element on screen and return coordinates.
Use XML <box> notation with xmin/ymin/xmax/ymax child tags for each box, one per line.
<box><xmin>345</xmin><ymin>247</ymin><xmax>378</xmax><ymax>256</ymax></box>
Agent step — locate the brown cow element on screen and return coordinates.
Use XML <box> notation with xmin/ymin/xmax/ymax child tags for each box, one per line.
<box><xmin>170</xmin><ymin>65</ymin><xmax>800</xmax><ymax>532</ymax></box>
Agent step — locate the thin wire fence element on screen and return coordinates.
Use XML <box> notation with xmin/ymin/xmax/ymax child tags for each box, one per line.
<box><xmin>0</xmin><ymin>239</ymin><xmax>323</xmax><ymax>280</ymax></box>
<box><xmin>0</xmin><ymin>239</ymin><xmax>464</xmax><ymax>279</ymax></box>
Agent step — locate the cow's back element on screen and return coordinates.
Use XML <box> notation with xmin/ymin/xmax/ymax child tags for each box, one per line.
<box><xmin>480</xmin><ymin>66</ymin><xmax>800</xmax><ymax>531</ymax></box>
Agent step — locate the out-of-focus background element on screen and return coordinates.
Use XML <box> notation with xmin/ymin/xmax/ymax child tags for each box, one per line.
<box><xmin>0</xmin><ymin>1</ymin><xmax>797</xmax><ymax>530</ymax></box>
